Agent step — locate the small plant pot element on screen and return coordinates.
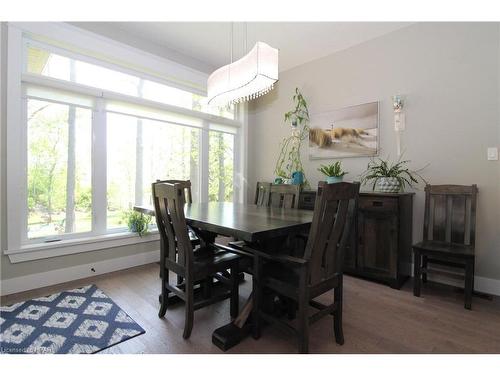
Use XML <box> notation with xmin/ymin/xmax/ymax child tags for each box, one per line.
<box><xmin>291</xmin><ymin>171</ymin><xmax>304</xmax><ymax>185</ymax></box>
<box><xmin>326</xmin><ymin>176</ymin><xmax>343</xmax><ymax>184</ymax></box>
<box><xmin>376</xmin><ymin>177</ymin><xmax>401</xmax><ymax>193</ymax></box>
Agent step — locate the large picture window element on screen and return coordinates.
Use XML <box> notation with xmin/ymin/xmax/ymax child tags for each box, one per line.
<box><xmin>27</xmin><ymin>99</ymin><xmax>92</xmax><ymax>239</ymax></box>
<box><xmin>6</xmin><ymin>29</ymin><xmax>244</xmax><ymax>259</ymax></box>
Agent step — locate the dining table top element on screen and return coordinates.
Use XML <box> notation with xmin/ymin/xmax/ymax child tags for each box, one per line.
<box><xmin>134</xmin><ymin>201</ymin><xmax>314</xmax><ymax>243</ymax></box>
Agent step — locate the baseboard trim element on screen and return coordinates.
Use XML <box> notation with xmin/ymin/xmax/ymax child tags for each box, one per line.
<box><xmin>405</xmin><ymin>262</ymin><xmax>500</xmax><ymax>297</ymax></box>
<box><xmin>1</xmin><ymin>250</ymin><xmax>160</xmax><ymax>296</ymax></box>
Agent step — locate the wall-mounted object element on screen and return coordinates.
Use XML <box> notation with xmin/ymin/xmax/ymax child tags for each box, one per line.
<box><xmin>308</xmin><ymin>101</ymin><xmax>379</xmax><ymax>159</ymax></box>
<box><xmin>392</xmin><ymin>95</ymin><xmax>405</xmax><ymax>156</ymax></box>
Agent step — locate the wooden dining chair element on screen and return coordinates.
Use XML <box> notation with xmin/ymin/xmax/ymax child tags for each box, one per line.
<box><xmin>255</xmin><ymin>182</ymin><xmax>272</xmax><ymax>206</ymax></box>
<box><xmin>269</xmin><ymin>184</ymin><xmax>300</xmax><ymax>209</ymax></box>
<box><xmin>153</xmin><ymin>182</ymin><xmax>241</xmax><ymax>339</ymax></box>
<box><xmin>228</xmin><ymin>182</ymin><xmax>300</xmax><ymax>256</ymax></box>
<box><xmin>246</xmin><ymin>181</ymin><xmax>360</xmax><ymax>353</ymax></box>
<box><xmin>413</xmin><ymin>184</ymin><xmax>478</xmax><ymax>309</ymax></box>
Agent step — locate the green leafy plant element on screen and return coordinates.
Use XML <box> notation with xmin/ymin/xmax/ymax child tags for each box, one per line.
<box><xmin>124</xmin><ymin>210</ymin><xmax>152</xmax><ymax>236</ymax></box>
<box><xmin>284</xmin><ymin>87</ymin><xmax>310</xmax><ymax>127</ymax></box>
<box><xmin>360</xmin><ymin>156</ymin><xmax>427</xmax><ymax>192</ymax></box>
<box><xmin>274</xmin><ymin>88</ymin><xmax>310</xmax><ymax>186</ymax></box>
<box><xmin>318</xmin><ymin>161</ymin><xmax>348</xmax><ymax>177</ymax></box>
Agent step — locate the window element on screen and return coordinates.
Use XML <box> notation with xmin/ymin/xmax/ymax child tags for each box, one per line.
<box><xmin>106</xmin><ymin>112</ymin><xmax>200</xmax><ymax>229</ymax></box>
<box><xmin>27</xmin><ymin>99</ymin><xmax>92</xmax><ymax>239</ymax></box>
<box><xmin>209</xmin><ymin>131</ymin><xmax>234</xmax><ymax>202</ymax></box>
<box><xmin>6</xmin><ymin>29</ymin><xmax>244</xmax><ymax>259</ymax></box>
<box><xmin>26</xmin><ymin>44</ymin><xmax>235</xmax><ymax>119</ymax></box>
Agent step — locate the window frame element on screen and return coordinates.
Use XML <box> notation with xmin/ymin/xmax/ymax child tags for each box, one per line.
<box><xmin>5</xmin><ymin>23</ymin><xmax>247</xmax><ymax>263</ymax></box>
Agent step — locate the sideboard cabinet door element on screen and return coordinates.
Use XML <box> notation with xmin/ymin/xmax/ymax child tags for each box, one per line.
<box><xmin>357</xmin><ymin>209</ymin><xmax>398</xmax><ymax>279</ymax></box>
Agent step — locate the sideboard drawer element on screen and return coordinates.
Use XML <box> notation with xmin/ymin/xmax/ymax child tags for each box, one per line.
<box><xmin>359</xmin><ymin>196</ymin><xmax>398</xmax><ymax>212</ymax></box>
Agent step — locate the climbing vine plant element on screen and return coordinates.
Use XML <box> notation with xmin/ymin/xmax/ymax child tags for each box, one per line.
<box><xmin>274</xmin><ymin>88</ymin><xmax>310</xmax><ymax>187</ymax></box>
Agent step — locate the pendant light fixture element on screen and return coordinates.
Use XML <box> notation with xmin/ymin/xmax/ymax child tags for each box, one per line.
<box><xmin>207</xmin><ymin>23</ymin><xmax>279</xmax><ymax>107</ymax></box>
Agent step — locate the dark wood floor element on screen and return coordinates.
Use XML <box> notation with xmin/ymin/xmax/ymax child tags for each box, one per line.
<box><xmin>2</xmin><ymin>262</ymin><xmax>500</xmax><ymax>354</ymax></box>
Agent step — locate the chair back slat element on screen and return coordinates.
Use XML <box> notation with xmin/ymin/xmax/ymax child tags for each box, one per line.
<box><xmin>153</xmin><ymin>182</ymin><xmax>193</xmax><ymax>270</ymax></box>
<box><xmin>255</xmin><ymin>182</ymin><xmax>271</xmax><ymax>206</ymax></box>
<box><xmin>156</xmin><ymin>179</ymin><xmax>193</xmax><ymax>204</ymax></box>
<box><xmin>269</xmin><ymin>184</ymin><xmax>300</xmax><ymax>209</ymax></box>
<box><xmin>423</xmin><ymin>184</ymin><xmax>478</xmax><ymax>248</ymax></box>
<box><xmin>304</xmin><ymin>182</ymin><xmax>360</xmax><ymax>285</ymax></box>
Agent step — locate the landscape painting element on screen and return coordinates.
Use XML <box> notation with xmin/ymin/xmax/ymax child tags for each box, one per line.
<box><xmin>308</xmin><ymin>101</ymin><xmax>379</xmax><ymax>159</ymax></box>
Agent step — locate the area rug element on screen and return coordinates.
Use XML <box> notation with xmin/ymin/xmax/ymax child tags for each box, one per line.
<box><xmin>0</xmin><ymin>284</ymin><xmax>145</xmax><ymax>354</ymax></box>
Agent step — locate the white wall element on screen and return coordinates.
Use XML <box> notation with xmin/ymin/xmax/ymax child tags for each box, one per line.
<box><xmin>248</xmin><ymin>22</ymin><xmax>500</xmax><ymax>282</ymax></box>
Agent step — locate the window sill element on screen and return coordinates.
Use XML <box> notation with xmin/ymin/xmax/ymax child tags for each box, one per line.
<box><xmin>4</xmin><ymin>231</ymin><xmax>160</xmax><ymax>263</ymax></box>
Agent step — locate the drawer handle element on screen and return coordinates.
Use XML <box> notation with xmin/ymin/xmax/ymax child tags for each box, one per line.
<box><xmin>372</xmin><ymin>201</ymin><xmax>383</xmax><ymax>207</ymax></box>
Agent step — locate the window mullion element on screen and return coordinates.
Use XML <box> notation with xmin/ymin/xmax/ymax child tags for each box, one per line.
<box><xmin>92</xmin><ymin>98</ymin><xmax>107</xmax><ymax>234</ymax></box>
<box><xmin>200</xmin><ymin>120</ymin><xmax>209</xmax><ymax>203</ymax></box>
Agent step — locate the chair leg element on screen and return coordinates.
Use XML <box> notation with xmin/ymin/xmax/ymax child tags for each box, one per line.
<box><xmin>333</xmin><ymin>276</ymin><xmax>344</xmax><ymax>345</ymax></box>
<box><xmin>230</xmin><ymin>264</ymin><xmax>239</xmax><ymax>319</ymax></box>
<box><xmin>413</xmin><ymin>249</ymin><xmax>422</xmax><ymax>297</ymax></box>
<box><xmin>177</xmin><ymin>275</ymin><xmax>184</xmax><ymax>286</ymax></box>
<box><xmin>158</xmin><ymin>269</ymin><xmax>169</xmax><ymax>318</ymax></box>
<box><xmin>464</xmin><ymin>260</ymin><xmax>474</xmax><ymax>310</ymax></box>
<box><xmin>297</xmin><ymin>283</ymin><xmax>309</xmax><ymax>354</ymax></box>
<box><xmin>202</xmin><ymin>276</ymin><xmax>212</xmax><ymax>299</ymax></box>
<box><xmin>422</xmin><ymin>255</ymin><xmax>428</xmax><ymax>283</ymax></box>
<box><xmin>252</xmin><ymin>257</ymin><xmax>262</xmax><ymax>340</ymax></box>
<box><xmin>183</xmin><ymin>279</ymin><xmax>194</xmax><ymax>339</ymax></box>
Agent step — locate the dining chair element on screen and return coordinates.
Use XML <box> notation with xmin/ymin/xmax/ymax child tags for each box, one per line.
<box><xmin>255</xmin><ymin>182</ymin><xmax>272</xmax><ymax>206</ymax></box>
<box><xmin>228</xmin><ymin>182</ymin><xmax>301</xmax><ymax>259</ymax></box>
<box><xmin>246</xmin><ymin>181</ymin><xmax>360</xmax><ymax>353</ymax></box>
<box><xmin>269</xmin><ymin>184</ymin><xmax>300</xmax><ymax>209</ymax></box>
<box><xmin>153</xmin><ymin>181</ymin><xmax>241</xmax><ymax>339</ymax></box>
<box><xmin>413</xmin><ymin>184</ymin><xmax>478</xmax><ymax>309</ymax></box>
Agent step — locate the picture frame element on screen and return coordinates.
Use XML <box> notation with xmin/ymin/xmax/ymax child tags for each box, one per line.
<box><xmin>308</xmin><ymin>101</ymin><xmax>379</xmax><ymax>159</ymax></box>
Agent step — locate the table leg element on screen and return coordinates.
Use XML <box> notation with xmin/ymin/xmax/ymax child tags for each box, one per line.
<box><xmin>212</xmin><ymin>294</ymin><xmax>254</xmax><ymax>351</ymax></box>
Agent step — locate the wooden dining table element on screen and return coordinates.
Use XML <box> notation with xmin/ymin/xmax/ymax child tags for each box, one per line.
<box><xmin>134</xmin><ymin>201</ymin><xmax>314</xmax><ymax>350</ymax></box>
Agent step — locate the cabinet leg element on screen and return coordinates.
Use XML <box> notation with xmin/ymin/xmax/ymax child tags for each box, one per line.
<box><xmin>413</xmin><ymin>250</ymin><xmax>422</xmax><ymax>297</ymax></box>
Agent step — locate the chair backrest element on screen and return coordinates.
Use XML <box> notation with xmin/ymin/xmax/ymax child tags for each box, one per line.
<box><xmin>156</xmin><ymin>179</ymin><xmax>193</xmax><ymax>204</ymax></box>
<box><xmin>423</xmin><ymin>184</ymin><xmax>478</xmax><ymax>248</ymax></box>
<box><xmin>254</xmin><ymin>182</ymin><xmax>272</xmax><ymax>206</ymax></box>
<box><xmin>152</xmin><ymin>182</ymin><xmax>193</xmax><ymax>271</ymax></box>
<box><xmin>303</xmin><ymin>182</ymin><xmax>360</xmax><ymax>285</ymax></box>
<box><xmin>269</xmin><ymin>184</ymin><xmax>300</xmax><ymax>209</ymax></box>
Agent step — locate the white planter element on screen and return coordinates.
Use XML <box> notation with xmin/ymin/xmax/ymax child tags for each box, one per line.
<box><xmin>376</xmin><ymin>177</ymin><xmax>401</xmax><ymax>193</ymax></box>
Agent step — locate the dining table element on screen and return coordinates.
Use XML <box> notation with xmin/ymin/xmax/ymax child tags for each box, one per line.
<box><xmin>134</xmin><ymin>201</ymin><xmax>314</xmax><ymax>351</ymax></box>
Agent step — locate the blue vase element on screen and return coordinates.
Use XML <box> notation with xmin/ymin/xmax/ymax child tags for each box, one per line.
<box><xmin>326</xmin><ymin>176</ymin><xmax>343</xmax><ymax>184</ymax></box>
<box><xmin>291</xmin><ymin>171</ymin><xmax>304</xmax><ymax>185</ymax></box>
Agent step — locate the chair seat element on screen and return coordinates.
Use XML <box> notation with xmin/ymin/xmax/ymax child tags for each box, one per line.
<box><xmin>413</xmin><ymin>241</ymin><xmax>474</xmax><ymax>258</ymax></box>
<box><xmin>193</xmin><ymin>248</ymin><xmax>241</xmax><ymax>278</ymax></box>
<box><xmin>188</xmin><ymin>227</ymin><xmax>201</xmax><ymax>246</ymax></box>
<box><xmin>263</xmin><ymin>261</ymin><xmax>302</xmax><ymax>286</ymax></box>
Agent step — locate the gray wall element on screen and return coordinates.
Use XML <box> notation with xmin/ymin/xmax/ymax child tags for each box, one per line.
<box><xmin>248</xmin><ymin>23</ymin><xmax>500</xmax><ymax>281</ymax></box>
<box><xmin>0</xmin><ymin>23</ymin><xmax>159</xmax><ymax>282</ymax></box>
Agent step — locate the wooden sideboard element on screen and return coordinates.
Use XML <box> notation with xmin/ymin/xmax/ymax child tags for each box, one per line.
<box><xmin>299</xmin><ymin>190</ymin><xmax>414</xmax><ymax>289</ymax></box>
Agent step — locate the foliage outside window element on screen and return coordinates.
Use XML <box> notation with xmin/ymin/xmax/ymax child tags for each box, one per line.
<box><xmin>20</xmin><ymin>40</ymin><xmax>240</xmax><ymax>243</ymax></box>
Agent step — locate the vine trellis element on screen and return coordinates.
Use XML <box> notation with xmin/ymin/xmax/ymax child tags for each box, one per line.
<box><xmin>274</xmin><ymin>88</ymin><xmax>310</xmax><ymax>188</ymax></box>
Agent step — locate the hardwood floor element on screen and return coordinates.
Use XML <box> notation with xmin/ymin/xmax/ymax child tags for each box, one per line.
<box><xmin>2</xmin><ymin>262</ymin><xmax>500</xmax><ymax>354</ymax></box>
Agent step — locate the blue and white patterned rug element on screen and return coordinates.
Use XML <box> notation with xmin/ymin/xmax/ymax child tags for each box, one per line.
<box><xmin>0</xmin><ymin>284</ymin><xmax>145</xmax><ymax>354</ymax></box>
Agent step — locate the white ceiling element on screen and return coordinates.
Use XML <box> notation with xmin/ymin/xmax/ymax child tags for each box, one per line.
<box><xmin>72</xmin><ymin>22</ymin><xmax>413</xmax><ymax>74</ymax></box>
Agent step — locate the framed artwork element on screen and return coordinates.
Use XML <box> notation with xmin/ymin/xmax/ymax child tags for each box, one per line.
<box><xmin>308</xmin><ymin>101</ymin><xmax>379</xmax><ymax>159</ymax></box>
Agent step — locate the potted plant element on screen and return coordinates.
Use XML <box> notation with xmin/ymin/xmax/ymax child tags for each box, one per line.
<box><xmin>124</xmin><ymin>210</ymin><xmax>152</xmax><ymax>236</ymax></box>
<box><xmin>318</xmin><ymin>161</ymin><xmax>348</xmax><ymax>183</ymax></box>
<box><xmin>360</xmin><ymin>157</ymin><xmax>426</xmax><ymax>193</ymax></box>
<box><xmin>274</xmin><ymin>88</ymin><xmax>310</xmax><ymax>187</ymax></box>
